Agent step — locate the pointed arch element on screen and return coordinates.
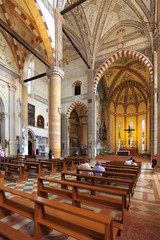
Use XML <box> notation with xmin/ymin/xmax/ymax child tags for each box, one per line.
<box><xmin>93</xmin><ymin>49</ymin><xmax>153</xmax><ymax>93</ymax></box>
<box><xmin>66</xmin><ymin>101</ymin><xmax>88</xmax><ymax>118</ymax></box>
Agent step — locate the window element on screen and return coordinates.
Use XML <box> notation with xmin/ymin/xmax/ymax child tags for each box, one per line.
<box><xmin>129</xmin><ymin>121</ymin><xmax>133</xmax><ymax>147</ymax></box>
<box><xmin>142</xmin><ymin>120</ymin><xmax>145</xmax><ymax>151</ymax></box>
<box><xmin>75</xmin><ymin>85</ymin><xmax>81</xmax><ymax>95</ymax></box>
<box><xmin>118</xmin><ymin>121</ymin><xmax>121</xmax><ymax>149</ymax></box>
<box><xmin>27</xmin><ymin>61</ymin><xmax>32</xmax><ymax>95</ymax></box>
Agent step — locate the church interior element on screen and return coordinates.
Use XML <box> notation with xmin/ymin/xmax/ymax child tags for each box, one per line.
<box><xmin>0</xmin><ymin>0</ymin><xmax>160</xmax><ymax>239</ymax></box>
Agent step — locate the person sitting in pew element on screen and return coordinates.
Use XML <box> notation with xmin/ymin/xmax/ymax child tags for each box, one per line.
<box><xmin>132</xmin><ymin>159</ymin><xmax>137</xmax><ymax>166</ymax></box>
<box><xmin>93</xmin><ymin>160</ymin><xmax>105</xmax><ymax>176</ymax></box>
<box><xmin>124</xmin><ymin>158</ymin><xmax>132</xmax><ymax>165</ymax></box>
<box><xmin>78</xmin><ymin>159</ymin><xmax>92</xmax><ymax>175</ymax></box>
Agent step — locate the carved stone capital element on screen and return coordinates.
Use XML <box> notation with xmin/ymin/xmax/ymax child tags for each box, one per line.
<box><xmin>46</xmin><ymin>66</ymin><xmax>64</xmax><ymax>79</ymax></box>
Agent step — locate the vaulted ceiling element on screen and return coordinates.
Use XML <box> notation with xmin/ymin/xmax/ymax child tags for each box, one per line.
<box><xmin>63</xmin><ymin>0</ymin><xmax>155</xmax><ymax>69</ymax></box>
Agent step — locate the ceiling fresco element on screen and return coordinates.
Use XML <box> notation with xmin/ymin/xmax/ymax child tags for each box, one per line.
<box><xmin>62</xmin><ymin>0</ymin><xmax>155</xmax><ymax>68</ymax></box>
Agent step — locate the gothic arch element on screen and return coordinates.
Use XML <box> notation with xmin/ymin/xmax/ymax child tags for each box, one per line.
<box><xmin>93</xmin><ymin>49</ymin><xmax>153</xmax><ymax>93</ymax></box>
<box><xmin>66</xmin><ymin>101</ymin><xmax>88</xmax><ymax>118</ymax></box>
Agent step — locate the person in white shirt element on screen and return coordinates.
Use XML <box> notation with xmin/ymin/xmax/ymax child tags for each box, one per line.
<box><xmin>78</xmin><ymin>160</ymin><xmax>92</xmax><ymax>175</ymax></box>
<box><xmin>124</xmin><ymin>159</ymin><xmax>132</xmax><ymax>165</ymax></box>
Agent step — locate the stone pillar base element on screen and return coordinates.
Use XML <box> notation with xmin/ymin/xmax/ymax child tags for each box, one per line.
<box><xmin>153</xmin><ymin>165</ymin><xmax>160</xmax><ymax>174</ymax></box>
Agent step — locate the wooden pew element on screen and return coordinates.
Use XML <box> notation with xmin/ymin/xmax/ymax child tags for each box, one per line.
<box><xmin>0</xmin><ymin>162</ymin><xmax>28</xmax><ymax>182</ymax></box>
<box><xmin>63</xmin><ymin>157</ymin><xmax>91</xmax><ymax>171</ymax></box>
<box><xmin>0</xmin><ymin>185</ymin><xmax>118</xmax><ymax>240</ymax></box>
<box><xmin>38</xmin><ymin>176</ymin><xmax>127</xmax><ymax>230</ymax></box>
<box><xmin>0</xmin><ymin>174</ymin><xmax>4</xmax><ymax>184</ymax></box>
<box><xmin>24</xmin><ymin>161</ymin><xmax>45</xmax><ymax>177</ymax></box>
<box><xmin>101</xmin><ymin>162</ymin><xmax>141</xmax><ymax>174</ymax></box>
<box><xmin>77</xmin><ymin>168</ymin><xmax>137</xmax><ymax>189</ymax></box>
<box><xmin>61</xmin><ymin>171</ymin><xmax>132</xmax><ymax>203</ymax></box>
<box><xmin>104</xmin><ymin>166</ymin><xmax>139</xmax><ymax>178</ymax></box>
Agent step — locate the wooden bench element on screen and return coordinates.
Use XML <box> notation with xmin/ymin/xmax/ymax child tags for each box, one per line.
<box><xmin>102</xmin><ymin>162</ymin><xmax>141</xmax><ymax>175</ymax></box>
<box><xmin>61</xmin><ymin>171</ymin><xmax>132</xmax><ymax>203</ymax></box>
<box><xmin>38</xmin><ymin>176</ymin><xmax>127</xmax><ymax>230</ymax></box>
<box><xmin>0</xmin><ymin>185</ymin><xmax>118</xmax><ymax>240</ymax></box>
<box><xmin>0</xmin><ymin>162</ymin><xmax>28</xmax><ymax>182</ymax></box>
<box><xmin>63</xmin><ymin>157</ymin><xmax>91</xmax><ymax>171</ymax></box>
<box><xmin>0</xmin><ymin>174</ymin><xmax>4</xmax><ymax>184</ymax></box>
<box><xmin>77</xmin><ymin>168</ymin><xmax>137</xmax><ymax>190</ymax></box>
<box><xmin>104</xmin><ymin>166</ymin><xmax>139</xmax><ymax>178</ymax></box>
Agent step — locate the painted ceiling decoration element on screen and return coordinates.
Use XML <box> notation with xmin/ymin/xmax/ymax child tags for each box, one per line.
<box><xmin>0</xmin><ymin>0</ymin><xmax>54</xmax><ymax>72</ymax></box>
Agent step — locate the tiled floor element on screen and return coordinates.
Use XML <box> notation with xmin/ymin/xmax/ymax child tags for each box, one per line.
<box><xmin>0</xmin><ymin>160</ymin><xmax>160</xmax><ymax>240</ymax></box>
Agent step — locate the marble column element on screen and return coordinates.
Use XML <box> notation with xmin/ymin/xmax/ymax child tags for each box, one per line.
<box><xmin>47</xmin><ymin>67</ymin><xmax>64</xmax><ymax>158</ymax></box>
<box><xmin>87</xmin><ymin>69</ymin><xmax>96</xmax><ymax>158</ymax></box>
<box><xmin>8</xmin><ymin>83</ymin><xmax>17</xmax><ymax>155</ymax></box>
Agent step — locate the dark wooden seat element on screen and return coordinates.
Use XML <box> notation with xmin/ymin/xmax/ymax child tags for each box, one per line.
<box><xmin>0</xmin><ymin>185</ymin><xmax>118</xmax><ymax>240</ymax></box>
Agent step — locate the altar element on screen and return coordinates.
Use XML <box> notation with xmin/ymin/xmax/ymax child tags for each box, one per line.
<box><xmin>119</xmin><ymin>148</ymin><xmax>138</xmax><ymax>155</ymax></box>
<box><xmin>116</xmin><ymin>150</ymin><xmax>130</xmax><ymax>156</ymax></box>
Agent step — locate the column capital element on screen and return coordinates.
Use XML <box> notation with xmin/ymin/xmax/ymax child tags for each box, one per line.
<box><xmin>46</xmin><ymin>66</ymin><xmax>64</xmax><ymax>79</ymax></box>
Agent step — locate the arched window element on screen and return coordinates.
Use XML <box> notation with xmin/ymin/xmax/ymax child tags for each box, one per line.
<box><xmin>75</xmin><ymin>85</ymin><xmax>81</xmax><ymax>95</ymax></box>
<box><xmin>72</xmin><ymin>81</ymin><xmax>82</xmax><ymax>96</ymax></box>
<box><xmin>37</xmin><ymin>115</ymin><xmax>44</xmax><ymax>128</ymax></box>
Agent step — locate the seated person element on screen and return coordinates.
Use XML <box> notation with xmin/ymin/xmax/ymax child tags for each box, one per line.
<box><xmin>132</xmin><ymin>159</ymin><xmax>137</xmax><ymax>166</ymax></box>
<box><xmin>0</xmin><ymin>149</ymin><xmax>4</xmax><ymax>157</ymax></box>
<box><xmin>124</xmin><ymin>159</ymin><xmax>132</xmax><ymax>165</ymax></box>
<box><xmin>93</xmin><ymin>160</ymin><xmax>105</xmax><ymax>176</ymax></box>
<box><xmin>78</xmin><ymin>160</ymin><xmax>92</xmax><ymax>175</ymax></box>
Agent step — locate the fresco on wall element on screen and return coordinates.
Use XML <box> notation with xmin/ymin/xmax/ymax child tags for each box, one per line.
<box><xmin>96</xmin><ymin>80</ymin><xmax>107</xmax><ymax>148</ymax></box>
<box><xmin>28</xmin><ymin>103</ymin><xmax>35</xmax><ymax>126</ymax></box>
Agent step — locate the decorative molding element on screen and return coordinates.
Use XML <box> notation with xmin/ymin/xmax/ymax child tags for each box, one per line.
<box><xmin>46</xmin><ymin>66</ymin><xmax>64</xmax><ymax>79</ymax></box>
<box><xmin>34</xmin><ymin>94</ymin><xmax>48</xmax><ymax>105</ymax></box>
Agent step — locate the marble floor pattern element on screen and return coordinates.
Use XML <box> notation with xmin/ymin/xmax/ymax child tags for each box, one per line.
<box><xmin>0</xmin><ymin>161</ymin><xmax>160</xmax><ymax>240</ymax></box>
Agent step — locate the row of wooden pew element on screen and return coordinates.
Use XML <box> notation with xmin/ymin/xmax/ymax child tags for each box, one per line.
<box><xmin>0</xmin><ymin>158</ymin><xmax>140</xmax><ymax>239</ymax></box>
<box><xmin>0</xmin><ymin>156</ymin><xmax>91</xmax><ymax>182</ymax></box>
<box><xmin>0</xmin><ymin>170</ymin><xmax>124</xmax><ymax>239</ymax></box>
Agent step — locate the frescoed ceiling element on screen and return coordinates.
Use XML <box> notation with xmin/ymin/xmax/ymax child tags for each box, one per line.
<box><xmin>0</xmin><ymin>0</ymin><xmax>156</xmax><ymax>77</ymax></box>
<box><xmin>0</xmin><ymin>0</ymin><xmax>54</xmax><ymax>72</ymax></box>
<box><xmin>62</xmin><ymin>0</ymin><xmax>155</xmax><ymax>68</ymax></box>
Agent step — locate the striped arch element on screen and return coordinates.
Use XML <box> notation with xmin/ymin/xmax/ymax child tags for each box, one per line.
<box><xmin>66</xmin><ymin>101</ymin><xmax>88</xmax><ymax>118</ymax></box>
<box><xmin>72</xmin><ymin>80</ymin><xmax>82</xmax><ymax>87</ymax></box>
<box><xmin>93</xmin><ymin>49</ymin><xmax>153</xmax><ymax>93</ymax></box>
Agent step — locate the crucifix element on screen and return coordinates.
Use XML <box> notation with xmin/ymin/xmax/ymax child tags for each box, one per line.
<box><xmin>124</xmin><ymin>125</ymin><xmax>135</xmax><ymax>145</ymax></box>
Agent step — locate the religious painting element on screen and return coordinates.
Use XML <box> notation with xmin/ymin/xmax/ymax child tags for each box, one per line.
<box><xmin>37</xmin><ymin>115</ymin><xmax>44</xmax><ymax>128</ymax></box>
<box><xmin>70</xmin><ymin>138</ymin><xmax>79</xmax><ymax>147</ymax></box>
<box><xmin>96</xmin><ymin>80</ymin><xmax>107</xmax><ymax>143</ymax></box>
<box><xmin>28</xmin><ymin>103</ymin><xmax>35</xmax><ymax>126</ymax></box>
